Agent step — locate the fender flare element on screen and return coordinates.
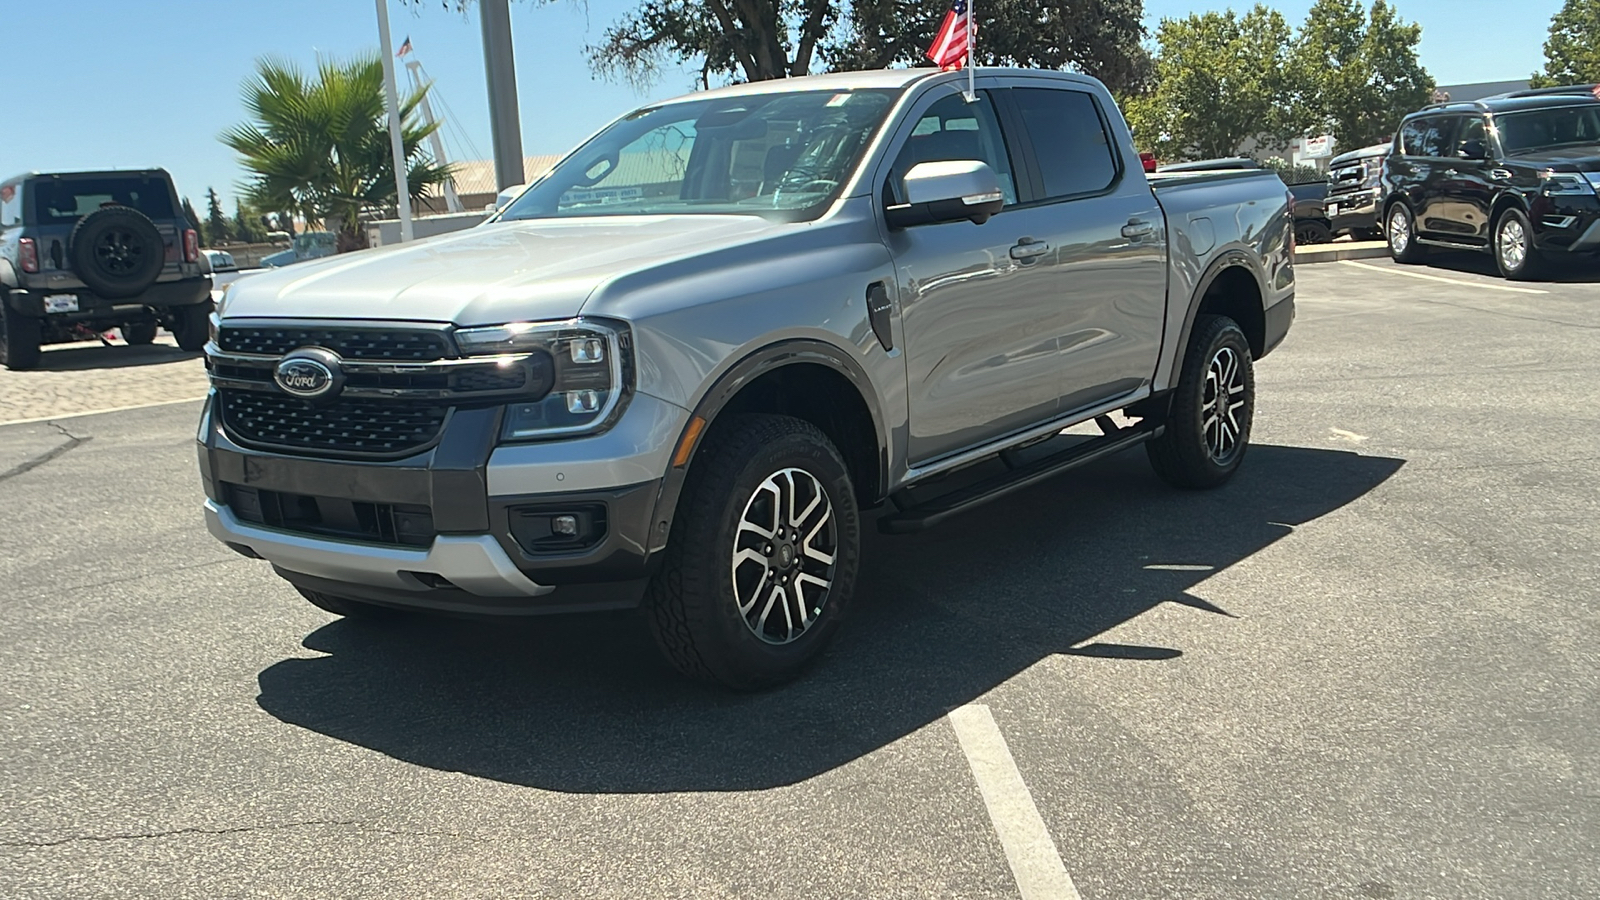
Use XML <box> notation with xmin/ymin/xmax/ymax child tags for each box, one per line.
<box><xmin>0</xmin><ymin>258</ymin><xmax>17</xmax><ymax>290</ymax></box>
<box><xmin>644</xmin><ymin>338</ymin><xmax>890</xmax><ymax>554</ymax></box>
<box><xmin>1169</xmin><ymin>248</ymin><xmax>1268</xmax><ymax>378</ymax></box>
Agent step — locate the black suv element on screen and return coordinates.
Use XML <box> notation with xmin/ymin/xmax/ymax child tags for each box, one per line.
<box><xmin>1383</xmin><ymin>86</ymin><xmax>1600</xmax><ymax>279</ymax></box>
<box><xmin>1325</xmin><ymin>143</ymin><xmax>1390</xmax><ymax>240</ymax></box>
<box><xmin>0</xmin><ymin>169</ymin><xmax>212</xmax><ymax>368</ymax></box>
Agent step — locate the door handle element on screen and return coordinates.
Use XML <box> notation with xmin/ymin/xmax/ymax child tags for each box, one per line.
<box><xmin>1122</xmin><ymin>219</ymin><xmax>1155</xmax><ymax>239</ymax></box>
<box><xmin>1009</xmin><ymin>238</ymin><xmax>1051</xmax><ymax>261</ymax></box>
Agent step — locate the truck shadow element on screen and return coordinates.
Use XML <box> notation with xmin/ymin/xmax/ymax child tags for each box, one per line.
<box><xmin>31</xmin><ymin>341</ymin><xmax>200</xmax><ymax>371</ymax></box>
<box><xmin>1419</xmin><ymin>249</ymin><xmax>1600</xmax><ymax>284</ymax></box>
<box><xmin>255</xmin><ymin>443</ymin><xmax>1403</xmax><ymax>793</ymax></box>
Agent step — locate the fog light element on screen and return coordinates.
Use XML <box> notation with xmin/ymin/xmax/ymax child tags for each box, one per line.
<box><xmin>567</xmin><ymin>390</ymin><xmax>600</xmax><ymax>414</ymax></box>
<box><xmin>551</xmin><ymin>514</ymin><xmax>579</xmax><ymax>536</ymax></box>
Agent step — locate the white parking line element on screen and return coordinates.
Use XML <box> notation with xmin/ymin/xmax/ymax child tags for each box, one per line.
<box><xmin>0</xmin><ymin>396</ymin><xmax>207</xmax><ymax>428</ymax></box>
<box><xmin>947</xmin><ymin>704</ymin><xmax>1082</xmax><ymax>900</ymax></box>
<box><xmin>1338</xmin><ymin>259</ymin><xmax>1548</xmax><ymax>294</ymax></box>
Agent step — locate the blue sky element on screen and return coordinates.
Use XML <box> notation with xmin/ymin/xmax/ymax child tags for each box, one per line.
<box><xmin>2</xmin><ymin>0</ymin><xmax>1562</xmax><ymax>213</ymax></box>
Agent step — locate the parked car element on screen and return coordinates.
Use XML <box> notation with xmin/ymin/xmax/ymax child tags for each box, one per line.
<box><xmin>199</xmin><ymin>68</ymin><xmax>1295</xmax><ymax>688</ymax></box>
<box><xmin>1384</xmin><ymin>85</ymin><xmax>1600</xmax><ymax>279</ymax></box>
<box><xmin>1288</xmin><ymin>181</ymin><xmax>1334</xmax><ymax>244</ymax></box>
<box><xmin>1325</xmin><ymin>143</ymin><xmax>1390</xmax><ymax>240</ymax></box>
<box><xmin>259</xmin><ymin>231</ymin><xmax>336</xmax><ymax>268</ymax></box>
<box><xmin>0</xmin><ymin>169</ymin><xmax>213</xmax><ymax>368</ymax></box>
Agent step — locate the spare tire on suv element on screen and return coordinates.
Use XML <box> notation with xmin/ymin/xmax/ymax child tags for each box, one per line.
<box><xmin>68</xmin><ymin>206</ymin><xmax>165</xmax><ymax>299</ymax></box>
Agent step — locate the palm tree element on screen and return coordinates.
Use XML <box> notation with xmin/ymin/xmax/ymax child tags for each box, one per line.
<box><xmin>222</xmin><ymin>54</ymin><xmax>454</xmax><ymax>252</ymax></box>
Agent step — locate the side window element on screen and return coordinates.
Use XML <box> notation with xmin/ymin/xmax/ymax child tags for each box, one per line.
<box><xmin>1455</xmin><ymin>117</ymin><xmax>1488</xmax><ymax>157</ymax></box>
<box><xmin>1418</xmin><ymin>118</ymin><xmax>1453</xmax><ymax>157</ymax></box>
<box><xmin>887</xmin><ymin>91</ymin><xmax>1017</xmax><ymax>206</ymax></box>
<box><xmin>1399</xmin><ymin>120</ymin><xmax>1427</xmax><ymax>156</ymax></box>
<box><xmin>0</xmin><ymin>183</ymin><xmax>21</xmax><ymax>228</ymax></box>
<box><xmin>1009</xmin><ymin>88</ymin><xmax>1119</xmax><ymax>199</ymax></box>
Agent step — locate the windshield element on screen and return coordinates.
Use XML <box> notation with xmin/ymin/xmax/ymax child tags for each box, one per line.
<box><xmin>500</xmin><ymin>90</ymin><xmax>896</xmax><ymax>222</ymax></box>
<box><xmin>1497</xmin><ymin>105</ymin><xmax>1600</xmax><ymax>154</ymax></box>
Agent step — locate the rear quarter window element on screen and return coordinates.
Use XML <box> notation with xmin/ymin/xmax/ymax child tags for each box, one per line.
<box><xmin>30</xmin><ymin>177</ymin><xmax>175</xmax><ymax>225</ymax></box>
<box><xmin>0</xmin><ymin>183</ymin><xmax>21</xmax><ymax>228</ymax></box>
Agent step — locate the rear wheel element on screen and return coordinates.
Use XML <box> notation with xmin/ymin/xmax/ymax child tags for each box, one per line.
<box><xmin>1295</xmin><ymin>220</ymin><xmax>1333</xmax><ymax>245</ymax></box>
<box><xmin>1493</xmin><ymin>208</ymin><xmax>1547</xmax><ymax>281</ymax></box>
<box><xmin>121</xmin><ymin>321</ymin><xmax>158</xmax><ymax>345</ymax></box>
<box><xmin>295</xmin><ymin>587</ymin><xmax>394</xmax><ymax>619</ymax></box>
<box><xmin>646</xmin><ymin>413</ymin><xmax>861</xmax><ymax>690</ymax></box>
<box><xmin>169</xmin><ymin>300</ymin><xmax>213</xmax><ymax>351</ymax></box>
<box><xmin>1146</xmin><ymin>315</ymin><xmax>1255</xmax><ymax>489</ymax></box>
<box><xmin>0</xmin><ymin>296</ymin><xmax>42</xmax><ymax>370</ymax></box>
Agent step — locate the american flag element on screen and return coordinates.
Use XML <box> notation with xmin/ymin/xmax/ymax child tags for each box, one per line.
<box><xmin>396</xmin><ymin>36</ymin><xmax>413</xmax><ymax>58</ymax></box>
<box><xmin>925</xmin><ymin>0</ymin><xmax>971</xmax><ymax>71</ymax></box>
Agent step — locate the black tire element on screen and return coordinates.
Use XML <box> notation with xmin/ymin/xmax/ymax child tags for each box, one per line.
<box><xmin>1295</xmin><ymin>219</ymin><xmax>1333</xmax><ymax>245</ymax></box>
<box><xmin>1146</xmin><ymin>315</ymin><xmax>1255</xmax><ymax>490</ymax></box>
<box><xmin>1385</xmin><ymin>202</ymin><xmax>1428</xmax><ymax>264</ymax></box>
<box><xmin>121</xmin><ymin>321</ymin><xmax>158</xmax><ymax>345</ymax></box>
<box><xmin>0</xmin><ymin>295</ymin><xmax>42</xmax><ymax>370</ymax></box>
<box><xmin>68</xmin><ymin>206</ymin><xmax>165</xmax><ymax>299</ymax></box>
<box><xmin>1493</xmin><ymin>207</ymin><xmax>1547</xmax><ymax>281</ymax></box>
<box><xmin>294</xmin><ymin>587</ymin><xmax>393</xmax><ymax>619</ymax></box>
<box><xmin>647</xmin><ymin>413</ymin><xmax>861</xmax><ymax>690</ymax></box>
<box><xmin>169</xmin><ymin>300</ymin><xmax>213</xmax><ymax>352</ymax></box>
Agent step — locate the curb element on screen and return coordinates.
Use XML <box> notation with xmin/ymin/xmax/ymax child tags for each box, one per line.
<box><xmin>1294</xmin><ymin>241</ymin><xmax>1389</xmax><ymax>264</ymax></box>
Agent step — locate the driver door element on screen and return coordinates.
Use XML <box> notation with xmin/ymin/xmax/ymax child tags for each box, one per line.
<box><xmin>882</xmin><ymin>86</ymin><xmax>1064</xmax><ymax>464</ymax></box>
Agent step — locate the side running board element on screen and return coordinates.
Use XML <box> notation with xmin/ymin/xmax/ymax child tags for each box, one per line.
<box><xmin>878</xmin><ymin>416</ymin><xmax>1163</xmax><ymax>534</ymax></box>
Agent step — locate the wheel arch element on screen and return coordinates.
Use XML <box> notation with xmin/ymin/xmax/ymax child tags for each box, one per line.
<box><xmin>1488</xmin><ymin>192</ymin><xmax>1530</xmax><ymax>233</ymax></box>
<box><xmin>645</xmin><ymin>339</ymin><xmax>889</xmax><ymax>555</ymax></box>
<box><xmin>1174</xmin><ymin>250</ymin><xmax>1268</xmax><ymax>373</ymax></box>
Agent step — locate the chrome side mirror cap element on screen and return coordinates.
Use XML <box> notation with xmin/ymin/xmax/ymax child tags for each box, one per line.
<box><xmin>886</xmin><ymin>160</ymin><xmax>1005</xmax><ymax>229</ymax></box>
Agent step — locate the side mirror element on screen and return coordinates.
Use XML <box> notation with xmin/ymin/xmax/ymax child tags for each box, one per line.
<box><xmin>885</xmin><ymin>160</ymin><xmax>1006</xmax><ymax>229</ymax></box>
<box><xmin>494</xmin><ymin>184</ymin><xmax>526</xmax><ymax>211</ymax></box>
<box><xmin>1458</xmin><ymin>140</ymin><xmax>1488</xmax><ymax>160</ymax></box>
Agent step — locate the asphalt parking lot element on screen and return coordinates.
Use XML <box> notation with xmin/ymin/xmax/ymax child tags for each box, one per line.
<box><xmin>2</xmin><ymin>255</ymin><xmax>1597</xmax><ymax>899</ymax></box>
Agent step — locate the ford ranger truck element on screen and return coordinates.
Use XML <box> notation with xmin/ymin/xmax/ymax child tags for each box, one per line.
<box><xmin>198</xmin><ymin>69</ymin><xmax>1295</xmax><ymax>689</ymax></box>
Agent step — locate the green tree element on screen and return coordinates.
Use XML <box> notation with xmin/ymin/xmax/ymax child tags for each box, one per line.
<box><xmin>221</xmin><ymin>54</ymin><xmax>453</xmax><ymax>252</ymax></box>
<box><xmin>205</xmin><ymin>188</ymin><xmax>233</xmax><ymax>246</ymax></box>
<box><xmin>233</xmin><ymin>202</ymin><xmax>262</xmax><ymax>244</ymax></box>
<box><xmin>1122</xmin><ymin>6</ymin><xmax>1295</xmax><ymax>161</ymax></box>
<box><xmin>1532</xmin><ymin>0</ymin><xmax>1600</xmax><ymax>87</ymax></box>
<box><xmin>1290</xmin><ymin>0</ymin><xmax>1432</xmax><ymax>151</ymax></box>
<box><xmin>828</xmin><ymin>0</ymin><xmax>1150</xmax><ymax>93</ymax></box>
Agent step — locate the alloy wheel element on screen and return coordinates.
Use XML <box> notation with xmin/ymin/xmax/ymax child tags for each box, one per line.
<box><xmin>94</xmin><ymin>229</ymin><xmax>145</xmax><ymax>276</ymax></box>
<box><xmin>1388</xmin><ymin>207</ymin><xmax>1410</xmax><ymax>254</ymax></box>
<box><xmin>731</xmin><ymin>467</ymin><xmax>837</xmax><ymax>645</ymax></box>
<box><xmin>1202</xmin><ymin>346</ymin><xmax>1246</xmax><ymax>464</ymax></box>
<box><xmin>1498</xmin><ymin>216</ymin><xmax>1528</xmax><ymax>272</ymax></box>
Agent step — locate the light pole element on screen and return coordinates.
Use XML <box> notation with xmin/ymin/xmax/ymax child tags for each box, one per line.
<box><xmin>375</xmin><ymin>0</ymin><xmax>414</xmax><ymax>242</ymax></box>
<box><xmin>479</xmin><ymin>0</ymin><xmax>525</xmax><ymax>191</ymax></box>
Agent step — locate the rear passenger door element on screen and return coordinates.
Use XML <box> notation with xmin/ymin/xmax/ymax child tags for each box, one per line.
<box><xmin>1394</xmin><ymin>116</ymin><xmax>1456</xmax><ymax>238</ymax></box>
<box><xmin>995</xmin><ymin>80</ymin><xmax>1168</xmax><ymax>416</ymax></box>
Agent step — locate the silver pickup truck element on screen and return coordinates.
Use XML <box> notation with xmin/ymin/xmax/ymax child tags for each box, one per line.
<box><xmin>199</xmin><ymin>68</ymin><xmax>1294</xmax><ymax>689</ymax></box>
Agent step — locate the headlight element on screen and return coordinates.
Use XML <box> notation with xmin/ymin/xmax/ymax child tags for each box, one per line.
<box><xmin>455</xmin><ymin>319</ymin><xmax>631</xmax><ymax>440</ymax></box>
<box><xmin>1541</xmin><ymin>172</ymin><xmax>1595</xmax><ymax>196</ymax></box>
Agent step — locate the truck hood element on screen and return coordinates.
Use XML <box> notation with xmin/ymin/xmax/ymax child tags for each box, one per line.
<box><xmin>221</xmin><ymin>216</ymin><xmax>786</xmax><ymax>325</ymax></box>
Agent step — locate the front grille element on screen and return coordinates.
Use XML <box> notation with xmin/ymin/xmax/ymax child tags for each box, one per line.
<box><xmin>224</xmin><ymin>483</ymin><xmax>436</xmax><ymax>547</ymax></box>
<box><xmin>220</xmin><ymin>390</ymin><xmax>448</xmax><ymax>456</ymax></box>
<box><xmin>219</xmin><ymin>326</ymin><xmax>449</xmax><ymax>360</ymax></box>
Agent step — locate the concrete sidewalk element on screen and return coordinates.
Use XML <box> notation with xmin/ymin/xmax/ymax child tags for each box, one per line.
<box><xmin>1294</xmin><ymin>239</ymin><xmax>1387</xmax><ymax>264</ymax></box>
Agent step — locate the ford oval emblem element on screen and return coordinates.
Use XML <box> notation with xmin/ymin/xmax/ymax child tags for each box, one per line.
<box><xmin>274</xmin><ymin>355</ymin><xmax>337</xmax><ymax>399</ymax></box>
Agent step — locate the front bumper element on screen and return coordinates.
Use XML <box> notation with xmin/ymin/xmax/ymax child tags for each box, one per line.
<box><xmin>198</xmin><ymin>390</ymin><xmax>689</xmax><ymax>615</ymax></box>
<box><xmin>1326</xmin><ymin>188</ymin><xmax>1381</xmax><ymax>235</ymax></box>
<box><xmin>1529</xmin><ymin>194</ymin><xmax>1600</xmax><ymax>254</ymax></box>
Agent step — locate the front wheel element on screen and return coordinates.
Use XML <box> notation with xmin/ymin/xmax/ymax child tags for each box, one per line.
<box><xmin>1387</xmin><ymin>203</ymin><xmax>1428</xmax><ymax>264</ymax></box>
<box><xmin>646</xmin><ymin>414</ymin><xmax>861</xmax><ymax>690</ymax></box>
<box><xmin>1494</xmin><ymin>208</ymin><xmax>1547</xmax><ymax>281</ymax></box>
<box><xmin>169</xmin><ymin>300</ymin><xmax>213</xmax><ymax>351</ymax></box>
<box><xmin>1295</xmin><ymin>220</ymin><xmax>1333</xmax><ymax>245</ymax></box>
<box><xmin>1146</xmin><ymin>315</ymin><xmax>1255</xmax><ymax>489</ymax></box>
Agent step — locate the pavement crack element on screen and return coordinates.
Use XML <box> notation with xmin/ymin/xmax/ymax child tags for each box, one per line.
<box><xmin>1</xmin><ymin>819</ymin><xmax>489</xmax><ymax>849</ymax></box>
<box><xmin>0</xmin><ymin>422</ymin><xmax>91</xmax><ymax>483</ymax></box>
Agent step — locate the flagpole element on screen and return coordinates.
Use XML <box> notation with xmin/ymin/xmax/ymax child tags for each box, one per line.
<box><xmin>966</xmin><ymin>0</ymin><xmax>976</xmax><ymax>102</ymax></box>
<box><xmin>376</xmin><ymin>0</ymin><xmax>413</xmax><ymax>242</ymax></box>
